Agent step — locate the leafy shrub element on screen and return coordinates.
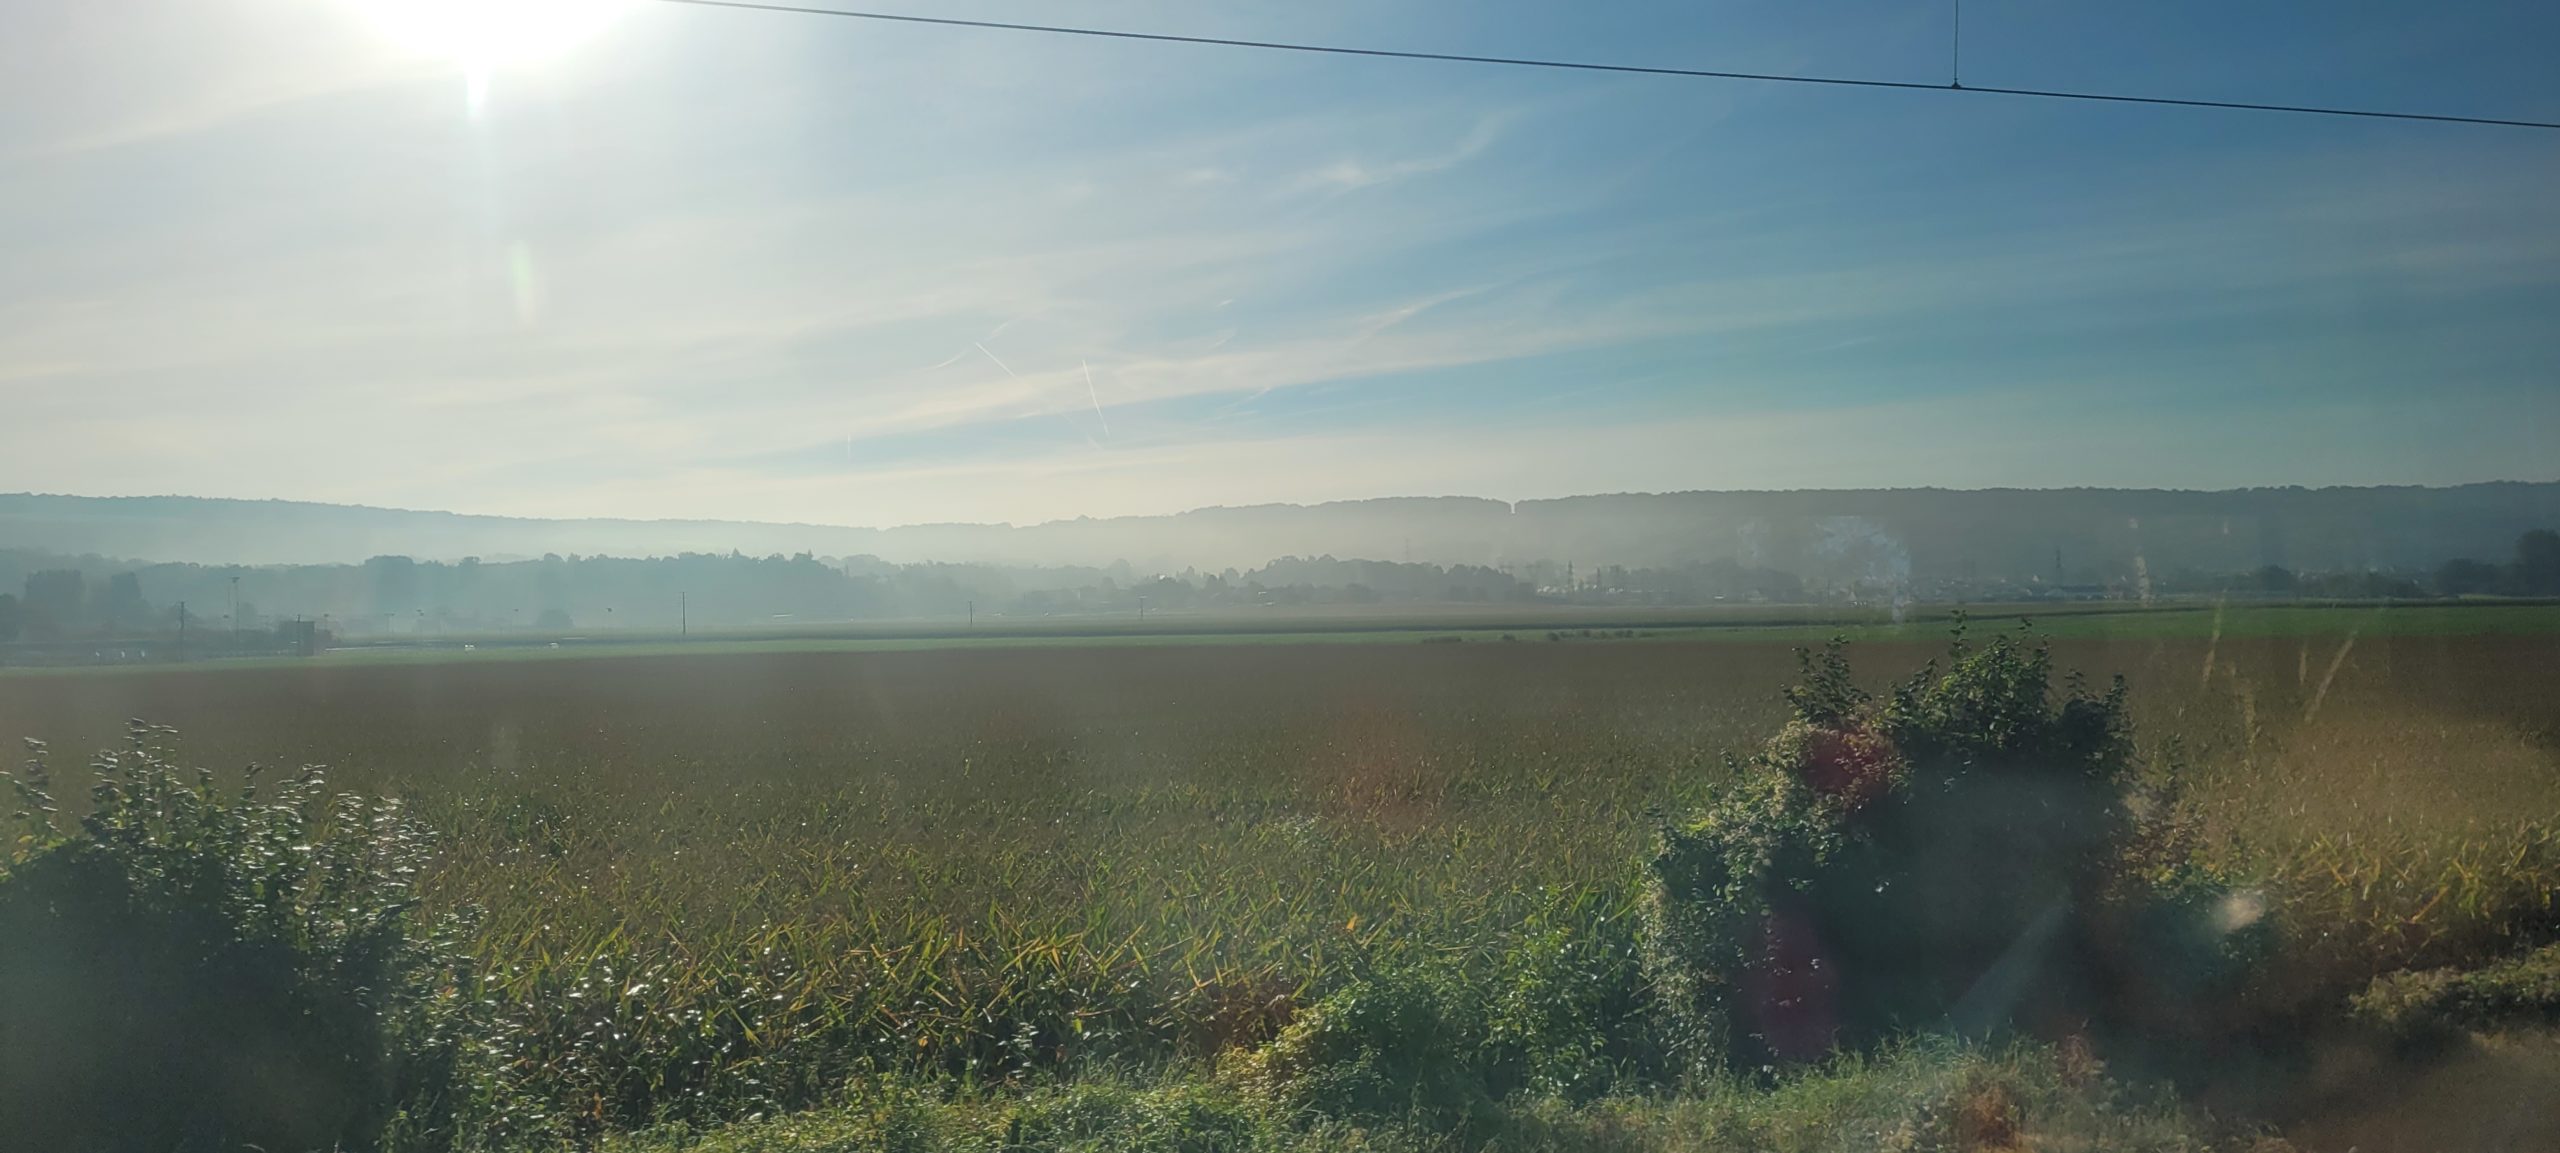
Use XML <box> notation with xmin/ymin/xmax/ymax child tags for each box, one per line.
<box><xmin>985</xmin><ymin>1079</ymin><xmax>1266</xmax><ymax>1153</ymax></box>
<box><xmin>1235</xmin><ymin>914</ymin><xmax>1663</xmax><ymax>1132</ymax></box>
<box><xmin>1485</xmin><ymin>914</ymin><xmax>1662</xmax><ymax>1100</ymax></box>
<box><xmin>0</xmin><ymin>724</ymin><xmax>473</xmax><ymax>1153</ymax></box>
<box><xmin>2352</xmin><ymin>942</ymin><xmax>2560</xmax><ymax>1040</ymax></box>
<box><xmin>1234</xmin><ymin>965</ymin><xmax>1502</xmax><ymax>1131</ymax></box>
<box><xmin>1642</xmin><ymin>627</ymin><xmax>2260</xmax><ymax>1074</ymax></box>
<box><xmin>1641</xmin><ymin>764</ymin><xmax>1842</xmax><ymax>1070</ymax></box>
<box><xmin>597</xmin><ymin>1075</ymin><xmax>1273</xmax><ymax>1153</ymax></box>
<box><xmin>603</xmin><ymin>1039</ymin><xmax>2221</xmax><ymax>1153</ymax></box>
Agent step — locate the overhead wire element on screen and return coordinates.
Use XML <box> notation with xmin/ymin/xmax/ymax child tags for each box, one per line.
<box><xmin>643</xmin><ymin>0</ymin><xmax>2560</xmax><ymax>133</ymax></box>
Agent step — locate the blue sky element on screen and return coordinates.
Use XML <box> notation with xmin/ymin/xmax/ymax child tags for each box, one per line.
<box><xmin>2</xmin><ymin>0</ymin><xmax>2556</xmax><ymax>526</ymax></box>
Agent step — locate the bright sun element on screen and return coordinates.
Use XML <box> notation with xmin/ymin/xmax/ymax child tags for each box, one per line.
<box><xmin>355</xmin><ymin>0</ymin><xmax>630</xmax><ymax>68</ymax></box>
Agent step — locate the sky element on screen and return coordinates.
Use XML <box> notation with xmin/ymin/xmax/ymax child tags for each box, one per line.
<box><xmin>2</xmin><ymin>0</ymin><xmax>2556</xmax><ymax>528</ymax></box>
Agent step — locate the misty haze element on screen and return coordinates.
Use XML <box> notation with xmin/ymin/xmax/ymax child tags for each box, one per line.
<box><xmin>3</xmin><ymin>3</ymin><xmax>2557</xmax><ymax>1153</ymax></box>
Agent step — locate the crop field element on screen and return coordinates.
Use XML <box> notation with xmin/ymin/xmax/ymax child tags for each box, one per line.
<box><xmin>11</xmin><ymin>600</ymin><xmax>2555</xmax><ymax>678</ymax></box>
<box><xmin>4</xmin><ymin>610</ymin><xmax>2558</xmax><ymax>1150</ymax></box>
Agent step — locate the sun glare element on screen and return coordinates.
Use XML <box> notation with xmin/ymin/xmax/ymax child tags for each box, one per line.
<box><xmin>354</xmin><ymin>0</ymin><xmax>630</xmax><ymax>68</ymax></box>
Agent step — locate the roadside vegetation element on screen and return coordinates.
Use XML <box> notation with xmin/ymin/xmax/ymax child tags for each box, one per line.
<box><xmin>3</xmin><ymin>615</ymin><xmax>2556</xmax><ymax>1150</ymax></box>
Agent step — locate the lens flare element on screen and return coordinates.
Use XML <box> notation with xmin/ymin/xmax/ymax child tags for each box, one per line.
<box><xmin>354</xmin><ymin>0</ymin><xmax>629</xmax><ymax>68</ymax></box>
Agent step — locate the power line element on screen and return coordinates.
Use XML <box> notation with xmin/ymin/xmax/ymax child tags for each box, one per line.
<box><xmin>645</xmin><ymin>0</ymin><xmax>2560</xmax><ymax>133</ymax></box>
<box><xmin>1950</xmin><ymin>0</ymin><xmax>1962</xmax><ymax>89</ymax></box>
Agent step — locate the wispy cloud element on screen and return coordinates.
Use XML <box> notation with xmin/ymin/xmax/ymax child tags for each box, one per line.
<box><xmin>2</xmin><ymin>0</ymin><xmax>2553</xmax><ymax>526</ymax></box>
<box><xmin>498</xmin><ymin>380</ymin><xmax>2560</xmax><ymax>529</ymax></box>
<box><xmin>0</xmin><ymin>0</ymin><xmax>440</xmax><ymax>161</ymax></box>
<box><xmin>1287</xmin><ymin>114</ymin><xmax>1511</xmax><ymax>194</ymax></box>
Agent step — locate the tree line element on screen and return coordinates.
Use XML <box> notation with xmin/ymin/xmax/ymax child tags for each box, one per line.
<box><xmin>1</xmin><ymin>529</ymin><xmax>2552</xmax><ymax>643</ymax></box>
<box><xmin>0</xmin><ymin>551</ymin><xmax>1550</xmax><ymax>640</ymax></box>
<box><xmin>2147</xmin><ymin>529</ymin><xmax>2560</xmax><ymax>600</ymax></box>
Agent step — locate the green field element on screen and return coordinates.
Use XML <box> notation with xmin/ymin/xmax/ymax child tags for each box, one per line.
<box><xmin>4</xmin><ymin>607</ymin><xmax>2557</xmax><ymax>1150</ymax></box>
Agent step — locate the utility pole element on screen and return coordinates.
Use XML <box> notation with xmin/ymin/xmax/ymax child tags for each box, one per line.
<box><xmin>177</xmin><ymin>601</ymin><xmax>187</xmax><ymax>660</ymax></box>
<box><xmin>680</xmin><ymin>591</ymin><xmax>688</xmax><ymax>636</ymax></box>
<box><xmin>1138</xmin><ymin>595</ymin><xmax>1147</xmax><ymax>623</ymax></box>
<box><xmin>967</xmin><ymin>600</ymin><xmax>973</xmax><ymax>629</ymax></box>
<box><xmin>229</xmin><ymin>575</ymin><xmax>240</xmax><ymax>650</ymax></box>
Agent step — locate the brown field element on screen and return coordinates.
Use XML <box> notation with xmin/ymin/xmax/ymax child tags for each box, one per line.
<box><xmin>9</xmin><ymin>630</ymin><xmax>2553</xmax><ymax>789</ymax></box>
<box><xmin>6</xmin><ymin>632</ymin><xmax>2552</xmax><ymax>842</ymax></box>
<box><xmin>4</xmin><ymin>627</ymin><xmax>2557</xmax><ymax>1145</ymax></box>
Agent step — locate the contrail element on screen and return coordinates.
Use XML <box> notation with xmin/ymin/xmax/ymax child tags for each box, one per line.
<box><xmin>972</xmin><ymin>340</ymin><xmax>1021</xmax><ymax>380</ymax></box>
<box><xmin>1083</xmin><ymin>359</ymin><xmax>1110</xmax><ymax>436</ymax></box>
<box><xmin>972</xmin><ymin>341</ymin><xmax>1107</xmax><ymax>436</ymax></box>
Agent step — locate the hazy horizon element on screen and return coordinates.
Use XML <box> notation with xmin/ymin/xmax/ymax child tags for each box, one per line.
<box><xmin>9</xmin><ymin>9</ymin><xmax>2560</xmax><ymax>1149</ymax></box>
<box><xmin>12</xmin><ymin>476</ymin><xmax>2560</xmax><ymax>535</ymax></box>
<box><xmin>9</xmin><ymin>483</ymin><xmax>2558</xmax><ymax>578</ymax></box>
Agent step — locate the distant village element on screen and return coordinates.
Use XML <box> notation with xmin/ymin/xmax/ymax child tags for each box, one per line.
<box><xmin>5</xmin><ymin>527</ymin><xmax>2551</xmax><ymax>666</ymax></box>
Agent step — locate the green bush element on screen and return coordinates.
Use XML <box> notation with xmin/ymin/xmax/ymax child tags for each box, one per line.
<box><xmin>1235</xmin><ymin>916</ymin><xmax>1663</xmax><ymax>1133</ymax></box>
<box><xmin>1642</xmin><ymin>627</ymin><xmax>2260</xmax><ymax>1075</ymax></box>
<box><xmin>1641</xmin><ymin>763</ymin><xmax>1841</xmax><ymax>1071</ymax></box>
<box><xmin>596</xmin><ymin>1074</ymin><xmax>1277</xmax><ymax>1153</ymax></box>
<box><xmin>987</xmin><ymin>1079</ymin><xmax>1267</xmax><ymax>1153</ymax></box>
<box><xmin>598</xmin><ymin>1039</ymin><xmax>2225</xmax><ymax>1153</ymax></box>
<box><xmin>1237</xmin><ymin>965</ymin><xmax>1502</xmax><ymax>1131</ymax></box>
<box><xmin>2353</xmin><ymin>942</ymin><xmax>2560</xmax><ymax>1040</ymax></box>
<box><xmin>0</xmin><ymin>725</ymin><xmax>476</xmax><ymax>1153</ymax></box>
<box><xmin>1486</xmin><ymin>914</ymin><xmax>1662</xmax><ymax>1101</ymax></box>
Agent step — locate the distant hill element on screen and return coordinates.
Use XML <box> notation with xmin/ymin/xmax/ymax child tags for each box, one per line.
<box><xmin>4</xmin><ymin>484</ymin><xmax>2556</xmax><ymax>582</ymax></box>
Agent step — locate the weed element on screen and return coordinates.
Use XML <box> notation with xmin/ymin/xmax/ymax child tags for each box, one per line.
<box><xmin>2353</xmin><ymin>941</ymin><xmax>2560</xmax><ymax>1039</ymax></box>
<box><xmin>0</xmin><ymin>724</ymin><xmax>479</xmax><ymax>1152</ymax></box>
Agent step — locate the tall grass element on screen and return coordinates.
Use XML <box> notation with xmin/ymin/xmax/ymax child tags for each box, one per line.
<box><xmin>591</xmin><ymin>1038</ymin><xmax>2220</xmax><ymax>1153</ymax></box>
<box><xmin>2162</xmin><ymin>640</ymin><xmax>2560</xmax><ymax>1017</ymax></box>
<box><xmin>2</xmin><ymin>628</ymin><xmax>2554</xmax><ymax>1145</ymax></box>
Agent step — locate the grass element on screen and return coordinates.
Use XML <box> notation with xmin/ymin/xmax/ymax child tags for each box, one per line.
<box><xmin>594</xmin><ymin>1039</ymin><xmax>2219</xmax><ymax>1153</ymax></box>
<box><xmin>2355</xmin><ymin>942</ymin><xmax>2560</xmax><ymax>1037</ymax></box>
<box><xmin>3</xmin><ymin>611</ymin><xmax>2556</xmax><ymax>1148</ymax></box>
